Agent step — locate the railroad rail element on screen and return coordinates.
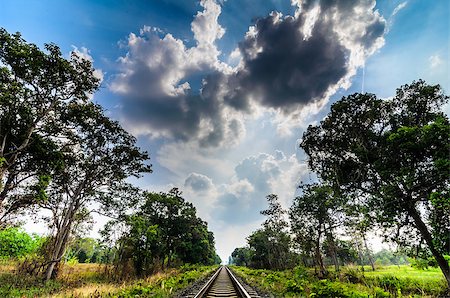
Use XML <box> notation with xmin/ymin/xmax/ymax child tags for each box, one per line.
<box><xmin>190</xmin><ymin>266</ymin><xmax>260</xmax><ymax>298</ymax></box>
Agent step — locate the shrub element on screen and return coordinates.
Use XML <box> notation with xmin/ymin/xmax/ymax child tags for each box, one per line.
<box><xmin>376</xmin><ymin>274</ymin><xmax>403</xmax><ymax>293</ymax></box>
<box><xmin>373</xmin><ymin>287</ymin><xmax>391</xmax><ymax>298</ymax></box>
<box><xmin>285</xmin><ymin>279</ymin><xmax>304</xmax><ymax>293</ymax></box>
<box><xmin>0</xmin><ymin>228</ymin><xmax>42</xmax><ymax>258</ymax></box>
<box><xmin>340</xmin><ymin>267</ymin><xmax>364</xmax><ymax>283</ymax></box>
<box><xmin>310</xmin><ymin>280</ymin><xmax>367</xmax><ymax>298</ymax></box>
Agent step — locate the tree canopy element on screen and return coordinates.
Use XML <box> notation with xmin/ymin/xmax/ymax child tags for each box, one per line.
<box><xmin>300</xmin><ymin>80</ymin><xmax>450</xmax><ymax>286</ymax></box>
<box><xmin>0</xmin><ymin>28</ymin><xmax>100</xmax><ymax>222</ymax></box>
<box><xmin>104</xmin><ymin>188</ymin><xmax>220</xmax><ymax>276</ymax></box>
<box><xmin>0</xmin><ymin>28</ymin><xmax>152</xmax><ymax>280</ymax></box>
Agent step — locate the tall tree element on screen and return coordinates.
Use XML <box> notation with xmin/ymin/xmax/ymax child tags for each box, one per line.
<box><xmin>247</xmin><ymin>194</ymin><xmax>293</xmax><ymax>270</ymax></box>
<box><xmin>0</xmin><ymin>28</ymin><xmax>99</xmax><ymax>221</ymax></box>
<box><xmin>289</xmin><ymin>184</ymin><xmax>344</xmax><ymax>276</ymax></box>
<box><xmin>300</xmin><ymin>80</ymin><xmax>450</xmax><ymax>286</ymax></box>
<box><xmin>40</xmin><ymin>103</ymin><xmax>151</xmax><ymax>280</ymax></box>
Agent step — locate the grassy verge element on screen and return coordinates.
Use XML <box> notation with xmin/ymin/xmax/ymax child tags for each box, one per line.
<box><xmin>230</xmin><ymin>265</ymin><xmax>448</xmax><ymax>297</ymax></box>
<box><xmin>0</xmin><ymin>260</ymin><xmax>217</xmax><ymax>297</ymax></box>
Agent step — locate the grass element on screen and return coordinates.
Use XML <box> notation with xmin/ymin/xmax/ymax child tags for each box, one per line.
<box><xmin>0</xmin><ymin>260</ymin><xmax>218</xmax><ymax>297</ymax></box>
<box><xmin>364</xmin><ymin>265</ymin><xmax>444</xmax><ymax>281</ymax></box>
<box><xmin>230</xmin><ymin>265</ymin><xmax>449</xmax><ymax>297</ymax></box>
<box><xmin>363</xmin><ymin>265</ymin><xmax>447</xmax><ymax>296</ymax></box>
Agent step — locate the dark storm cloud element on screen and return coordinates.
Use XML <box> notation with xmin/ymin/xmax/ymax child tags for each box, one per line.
<box><xmin>225</xmin><ymin>13</ymin><xmax>348</xmax><ymax>111</ymax></box>
<box><xmin>224</xmin><ymin>2</ymin><xmax>385</xmax><ymax>111</ymax></box>
<box><xmin>119</xmin><ymin>72</ymin><xmax>225</xmax><ymax>143</ymax></box>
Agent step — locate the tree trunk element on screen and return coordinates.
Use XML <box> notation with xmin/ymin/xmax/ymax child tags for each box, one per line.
<box><xmin>355</xmin><ymin>239</ymin><xmax>365</xmax><ymax>272</ymax></box>
<box><xmin>326</xmin><ymin>230</ymin><xmax>339</xmax><ymax>272</ymax></box>
<box><xmin>45</xmin><ymin>197</ymin><xmax>79</xmax><ymax>281</ymax></box>
<box><xmin>362</xmin><ymin>235</ymin><xmax>375</xmax><ymax>271</ymax></box>
<box><xmin>315</xmin><ymin>234</ymin><xmax>326</xmax><ymax>278</ymax></box>
<box><xmin>409</xmin><ymin>205</ymin><xmax>450</xmax><ymax>288</ymax></box>
<box><xmin>45</xmin><ymin>220</ymin><xmax>72</xmax><ymax>280</ymax></box>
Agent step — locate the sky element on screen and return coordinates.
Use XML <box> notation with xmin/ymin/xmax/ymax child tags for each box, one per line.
<box><xmin>1</xmin><ymin>0</ymin><xmax>448</xmax><ymax>262</ymax></box>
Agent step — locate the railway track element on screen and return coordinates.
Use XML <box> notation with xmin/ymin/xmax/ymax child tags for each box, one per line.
<box><xmin>189</xmin><ymin>266</ymin><xmax>260</xmax><ymax>298</ymax></box>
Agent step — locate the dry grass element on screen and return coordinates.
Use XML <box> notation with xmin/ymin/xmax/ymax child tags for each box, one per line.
<box><xmin>0</xmin><ymin>260</ymin><xmax>216</xmax><ymax>297</ymax></box>
<box><xmin>51</xmin><ymin>268</ymin><xmax>178</xmax><ymax>297</ymax></box>
<box><xmin>0</xmin><ymin>259</ymin><xmax>16</xmax><ymax>273</ymax></box>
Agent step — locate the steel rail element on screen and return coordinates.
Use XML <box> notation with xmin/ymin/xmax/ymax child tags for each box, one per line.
<box><xmin>192</xmin><ymin>265</ymin><xmax>254</xmax><ymax>298</ymax></box>
<box><xmin>225</xmin><ymin>266</ymin><xmax>252</xmax><ymax>298</ymax></box>
<box><xmin>193</xmin><ymin>266</ymin><xmax>222</xmax><ymax>298</ymax></box>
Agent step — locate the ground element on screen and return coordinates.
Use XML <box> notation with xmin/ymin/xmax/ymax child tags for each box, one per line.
<box><xmin>0</xmin><ymin>260</ymin><xmax>448</xmax><ymax>297</ymax></box>
<box><xmin>0</xmin><ymin>260</ymin><xmax>217</xmax><ymax>297</ymax></box>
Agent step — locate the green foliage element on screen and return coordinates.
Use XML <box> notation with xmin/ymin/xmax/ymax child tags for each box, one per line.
<box><xmin>373</xmin><ymin>249</ymin><xmax>409</xmax><ymax>266</ymax></box>
<box><xmin>0</xmin><ymin>227</ymin><xmax>42</xmax><ymax>258</ymax></box>
<box><xmin>230</xmin><ymin>246</ymin><xmax>253</xmax><ymax>266</ymax></box>
<box><xmin>232</xmin><ymin>265</ymin><xmax>447</xmax><ymax>297</ymax></box>
<box><xmin>300</xmin><ymin>80</ymin><xmax>450</xmax><ymax>285</ymax></box>
<box><xmin>0</xmin><ymin>273</ymin><xmax>63</xmax><ymax>298</ymax></box>
<box><xmin>31</xmin><ymin>175</ymin><xmax>51</xmax><ymax>202</ymax></box>
<box><xmin>407</xmin><ymin>255</ymin><xmax>447</xmax><ymax>270</ymax></box>
<box><xmin>0</xmin><ymin>27</ymin><xmax>100</xmax><ymax>220</ymax></box>
<box><xmin>65</xmin><ymin>237</ymin><xmax>113</xmax><ymax>264</ymax></box>
<box><xmin>238</xmin><ymin>194</ymin><xmax>294</xmax><ymax>270</ymax></box>
<box><xmin>310</xmin><ymin>280</ymin><xmax>368</xmax><ymax>298</ymax></box>
<box><xmin>104</xmin><ymin>188</ymin><xmax>219</xmax><ymax>277</ymax></box>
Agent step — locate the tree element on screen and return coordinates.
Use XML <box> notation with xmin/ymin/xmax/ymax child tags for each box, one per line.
<box><xmin>106</xmin><ymin>189</ymin><xmax>219</xmax><ymax>276</ymax></box>
<box><xmin>230</xmin><ymin>247</ymin><xmax>253</xmax><ymax>266</ymax></box>
<box><xmin>325</xmin><ymin>239</ymin><xmax>359</xmax><ymax>266</ymax></box>
<box><xmin>246</xmin><ymin>194</ymin><xmax>293</xmax><ymax>270</ymax></box>
<box><xmin>65</xmin><ymin>237</ymin><xmax>105</xmax><ymax>263</ymax></box>
<box><xmin>290</xmin><ymin>184</ymin><xmax>344</xmax><ymax>276</ymax></box>
<box><xmin>300</xmin><ymin>80</ymin><xmax>450</xmax><ymax>286</ymax></box>
<box><xmin>0</xmin><ymin>28</ymin><xmax>99</xmax><ymax>222</ymax></box>
<box><xmin>39</xmin><ymin>102</ymin><xmax>151</xmax><ymax>280</ymax></box>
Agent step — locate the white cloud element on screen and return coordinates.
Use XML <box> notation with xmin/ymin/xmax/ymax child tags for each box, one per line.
<box><xmin>184</xmin><ymin>172</ymin><xmax>214</xmax><ymax>192</ymax></box>
<box><xmin>429</xmin><ymin>54</ymin><xmax>443</xmax><ymax>69</ymax></box>
<box><xmin>110</xmin><ymin>0</ymin><xmax>240</xmax><ymax>147</ymax></box>
<box><xmin>392</xmin><ymin>1</ymin><xmax>408</xmax><ymax>16</ymax></box>
<box><xmin>157</xmin><ymin>141</ymin><xmax>235</xmax><ymax>182</ymax></box>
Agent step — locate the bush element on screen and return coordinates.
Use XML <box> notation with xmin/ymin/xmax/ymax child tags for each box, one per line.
<box><xmin>340</xmin><ymin>267</ymin><xmax>364</xmax><ymax>283</ymax></box>
<box><xmin>285</xmin><ymin>279</ymin><xmax>304</xmax><ymax>293</ymax></box>
<box><xmin>0</xmin><ymin>228</ymin><xmax>43</xmax><ymax>259</ymax></box>
<box><xmin>409</xmin><ymin>256</ymin><xmax>441</xmax><ymax>270</ymax></box>
<box><xmin>373</xmin><ymin>287</ymin><xmax>391</xmax><ymax>298</ymax></box>
<box><xmin>310</xmin><ymin>280</ymin><xmax>367</xmax><ymax>298</ymax></box>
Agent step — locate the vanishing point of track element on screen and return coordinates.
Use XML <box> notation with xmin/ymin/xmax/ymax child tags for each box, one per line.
<box><xmin>190</xmin><ymin>266</ymin><xmax>260</xmax><ymax>298</ymax></box>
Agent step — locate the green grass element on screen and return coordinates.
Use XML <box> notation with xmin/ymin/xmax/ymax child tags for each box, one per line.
<box><xmin>364</xmin><ymin>265</ymin><xmax>443</xmax><ymax>281</ymax></box>
<box><xmin>230</xmin><ymin>265</ymin><xmax>449</xmax><ymax>297</ymax></box>
<box><xmin>363</xmin><ymin>265</ymin><xmax>447</xmax><ymax>296</ymax></box>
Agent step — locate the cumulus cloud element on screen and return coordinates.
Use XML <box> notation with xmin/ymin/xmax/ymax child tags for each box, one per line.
<box><xmin>211</xmin><ymin>151</ymin><xmax>309</xmax><ymax>224</ymax></box>
<box><xmin>184</xmin><ymin>172</ymin><xmax>214</xmax><ymax>192</ymax></box>
<box><xmin>225</xmin><ymin>0</ymin><xmax>385</xmax><ymax>114</ymax></box>
<box><xmin>111</xmin><ymin>0</ymin><xmax>386</xmax><ymax>146</ymax></box>
<box><xmin>111</xmin><ymin>0</ymin><xmax>241</xmax><ymax>147</ymax></box>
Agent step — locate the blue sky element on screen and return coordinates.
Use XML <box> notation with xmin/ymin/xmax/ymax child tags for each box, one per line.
<box><xmin>1</xmin><ymin>0</ymin><xmax>448</xmax><ymax>262</ymax></box>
